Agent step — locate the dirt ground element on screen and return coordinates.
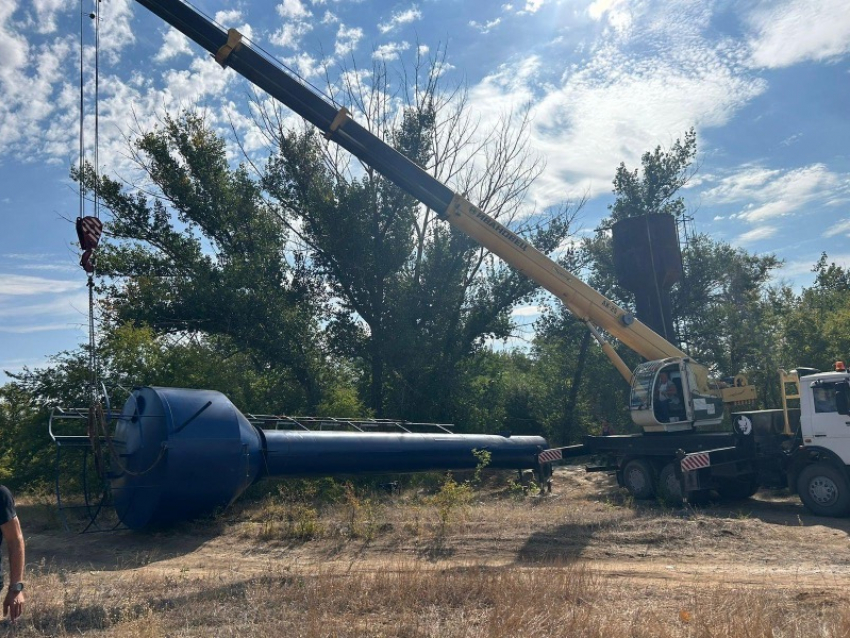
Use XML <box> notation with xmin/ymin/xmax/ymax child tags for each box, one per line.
<box><xmin>22</xmin><ymin>466</ymin><xmax>850</xmax><ymax>590</ymax></box>
<box><xmin>9</xmin><ymin>466</ymin><xmax>850</xmax><ymax>636</ymax></box>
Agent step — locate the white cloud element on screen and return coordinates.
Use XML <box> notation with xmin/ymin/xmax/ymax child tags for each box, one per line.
<box><xmin>0</xmin><ymin>275</ymin><xmax>80</xmax><ymax>297</ymax></box>
<box><xmin>519</xmin><ymin>0</ymin><xmax>546</xmax><ymax>14</ymax></box>
<box><xmin>747</xmin><ymin>0</ymin><xmax>850</xmax><ymax>69</ymax></box>
<box><xmin>378</xmin><ymin>6</ymin><xmax>422</xmax><ymax>34</ymax></box>
<box><xmin>825</xmin><ymin>218</ymin><xmax>850</xmax><ymax>238</ymax></box>
<box><xmin>0</xmin><ymin>292</ymin><xmax>90</xmax><ymax>328</ymax></box>
<box><xmin>154</xmin><ymin>27</ymin><xmax>192</xmax><ymax>63</ymax></box>
<box><xmin>278</xmin><ymin>0</ymin><xmax>312</xmax><ymax>19</ymax></box>
<box><xmin>702</xmin><ymin>164</ymin><xmax>848</xmax><ymax>223</ymax></box>
<box><xmin>779</xmin><ymin>253</ymin><xmax>850</xmax><ymax>282</ymax></box>
<box><xmin>372</xmin><ymin>41</ymin><xmax>410</xmax><ymax>61</ymax></box>
<box><xmin>588</xmin><ymin>0</ymin><xmax>632</xmax><ymax>32</ymax></box>
<box><xmin>32</xmin><ymin>0</ymin><xmax>66</xmax><ymax>34</ymax></box>
<box><xmin>512</xmin><ymin>304</ymin><xmax>545</xmax><ymax>317</ymax></box>
<box><xmin>0</xmin><ymin>323</ymin><xmax>82</xmax><ymax>334</ymax></box>
<box><xmin>21</xmin><ymin>264</ymin><xmax>76</xmax><ymax>272</ymax></box>
<box><xmin>98</xmin><ymin>0</ymin><xmax>136</xmax><ymax>62</ymax></box>
<box><xmin>281</xmin><ymin>52</ymin><xmax>324</xmax><ymax>80</ymax></box>
<box><xmin>736</xmin><ymin>225</ymin><xmax>777</xmax><ymax>244</ymax></box>
<box><xmin>215</xmin><ymin>10</ymin><xmax>244</xmax><ymax>25</ymax></box>
<box><xmin>335</xmin><ymin>24</ymin><xmax>363</xmax><ymax>57</ymax></box>
<box><xmin>271</xmin><ymin>21</ymin><xmax>314</xmax><ymax>49</ymax></box>
<box><xmin>464</xmin><ymin>0</ymin><xmax>765</xmax><ymax>207</ymax></box>
<box><xmin>469</xmin><ymin>18</ymin><xmax>502</xmax><ymax>34</ymax></box>
<box><xmin>161</xmin><ymin>55</ymin><xmax>233</xmax><ymax>105</ymax></box>
<box><xmin>701</xmin><ymin>166</ymin><xmax>782</xmax><ymax>203</ymax></box>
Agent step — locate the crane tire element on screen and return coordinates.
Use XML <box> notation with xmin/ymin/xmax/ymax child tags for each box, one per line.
<box><xmin>658</xmin><ymin>463</ymin><xmax>683</xmax><ymax>506</ymax></box>
<box><xmin>797</xmin><ymin>463</ymin><xmax>850</xmax><ymax>517</ymax></box>
<box><xmin>622</xmin><ymin>459</ymin><xmax>656</xmax><ymax>500</ymax></box>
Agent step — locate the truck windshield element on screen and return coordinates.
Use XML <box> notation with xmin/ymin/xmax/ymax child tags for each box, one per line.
<box><xmin>813</xmin><ymin>384</ymin><xmax>838</xmax><ymax>413</ymax></box>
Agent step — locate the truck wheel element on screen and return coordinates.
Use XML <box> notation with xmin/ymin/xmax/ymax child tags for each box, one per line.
<box><xmin>622</xmin><ymin>459</ymin><xmax>656</xmax><ymax>500</ymax></box>
<box><xmin>716</xmin><ymin>476</ymin><xmax>759</xmax><ymax>501</ymax></box>
<box><xmin>658</xmin><ymin>463</ymin><xmax>683</xmax><ymax>506</ymax></box>
<box><xmin>797</xmin><ymin>463</ymin><xmax>850</xmax><ymax>517</ymax></box>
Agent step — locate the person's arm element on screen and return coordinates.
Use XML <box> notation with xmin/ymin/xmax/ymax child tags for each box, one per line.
<box><xmin>1</xmin><ymin>516</ymin><xmax>25</xmax><ymax>621</ymax></box>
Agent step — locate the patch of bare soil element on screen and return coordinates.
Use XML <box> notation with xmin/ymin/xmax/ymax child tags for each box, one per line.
<box><xmin>8</xmin><ymin>467</ymin><xmax>850</xmax><ymax>637</ymax></box>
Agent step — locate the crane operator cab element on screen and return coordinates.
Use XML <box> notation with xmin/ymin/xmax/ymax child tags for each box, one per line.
<box><xmin>629</xmin><ymin>358</ymin><xmax>725</xmax><ymax>433</ymax></box>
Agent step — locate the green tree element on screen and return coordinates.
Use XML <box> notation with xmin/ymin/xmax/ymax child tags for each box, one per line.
<box><xmin>75</xmin><ymin>112</ymin><xmax>328</xmax><ymax>412</ymax></box>
<box><xmin>781</xmin><ymin>254</ymin><xmax>850</xmax><ymax>372</ymax></box>
<box><xmin>674</xmin><ymin>235</ymin><xmax>782</xmax><ymax>402</ymax></box>
<box><xmin>583</xmin><ymin>129</ymin><xmax>698</xmax><ymax>303</ymax></box>
<box><xmin>608</xmin><ymin>128</ymin><xmax>697</xmax><ymax>223</ymax></box>
<box><xmin>262</xmin><ymin>52</ymin><xmax>580</xmax><ymax>420</ymax></box>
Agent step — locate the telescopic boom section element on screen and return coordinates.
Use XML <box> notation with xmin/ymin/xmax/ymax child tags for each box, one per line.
<box><xmin>135</xmin><ymin>0</ymin><xmax>688</xmax><ymax>371</ymax></box>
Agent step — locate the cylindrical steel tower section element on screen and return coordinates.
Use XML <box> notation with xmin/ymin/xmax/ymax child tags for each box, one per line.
<box><xmin>260</xmin><ymin>430</ymin><xmax>546</xmax><ymax>477</ymax></box>
<box><xmin>611</xmin><ymin>213</ymin><xmax>683</xmax><ymax>342</ymax></box>
<box><xmin>110</xmin><ymin>387</ymin><xmax>548</xmax><ymax>530</ymax></box>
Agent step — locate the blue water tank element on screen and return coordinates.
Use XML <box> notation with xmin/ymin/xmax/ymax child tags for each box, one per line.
<box><xmin>110</xmin><ymin>387</ymin><xmax>264</xmax><ymax>529</ymax></box>
<box><xmin>110</xmin><ymin>387</ymin><xmax>548</xmax><ymax>529</ymax></box>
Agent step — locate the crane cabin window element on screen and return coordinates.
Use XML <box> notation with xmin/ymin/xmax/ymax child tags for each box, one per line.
<box><xmin>630</xmin><ymin>365</ymin><xmax>656</xmax><ymax>410</ymax></box>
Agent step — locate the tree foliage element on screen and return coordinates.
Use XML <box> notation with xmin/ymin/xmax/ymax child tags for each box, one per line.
<box><xmin>75</xmin><ymin>112</ymin><xmax>328</xmax><ymax>411</ymax></box>
<box><xmin>261</xmin><ymin>53</ymin><xmax>580</xmax><ymax>419</ymax></box>
<box><xmin>780</xmin><ymin>254</ymin><xmax>850</xmax><ymax>372</ymax></box>
<box><xmin>608</xmin><ymin>128</ymin><xmax>697</xmax><ymax>223</ymax></box>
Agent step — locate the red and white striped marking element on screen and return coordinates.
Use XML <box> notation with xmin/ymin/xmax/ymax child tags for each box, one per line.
<box><xmin>538</xmin><ymin>449</ymin><xmax>563</xmax><ymax>464</ymax></box>
<box><xmin>76</xmin><ymin>216</ymin><xmax>103</xmax><ymax>250</ymax></box>
<box><xmin>680</xmin><ymin>452</ymin><xmax>710</xmax><ymax>472</ymax></box>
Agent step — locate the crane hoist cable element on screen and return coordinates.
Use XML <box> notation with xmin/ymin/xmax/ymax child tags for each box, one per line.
<box><xmin>76</xmin><ymin>0</ymin><xmax>106</xmax><ymax>470</ymax></box>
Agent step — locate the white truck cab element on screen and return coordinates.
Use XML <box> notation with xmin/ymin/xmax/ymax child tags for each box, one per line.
<box><xmin>798</xmin><ymin>366</ymin><xmax>850</xmax><ymax>463</ymax></box>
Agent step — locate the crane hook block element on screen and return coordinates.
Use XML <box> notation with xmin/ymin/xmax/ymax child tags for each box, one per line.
<box><xmin>76</xmin><ymin>216</ymin><xmax>103</xmax><ymax>251</ymax></box>
<box><xmin>215</xmin><ymin>28</ymin><xmax>243</xmax><ymax>67</ymax></box>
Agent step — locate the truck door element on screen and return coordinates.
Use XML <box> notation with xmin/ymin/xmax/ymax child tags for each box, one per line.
<box><xmin>807</xmin><ymin>381</ymin><xmax>850</xmax><ymax>463</ymax></box>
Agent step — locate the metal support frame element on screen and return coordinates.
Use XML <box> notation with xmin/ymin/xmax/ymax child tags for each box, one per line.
<box><xmin>49</xmin><ymin>405</ymin><xmax>123</xmax><ymax>533</ymax></box>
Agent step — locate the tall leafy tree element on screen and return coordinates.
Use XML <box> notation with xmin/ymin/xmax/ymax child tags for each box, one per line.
<box><xmin>583</xmin><ymin>128</ymin><xmax>698</xmax><ymax>302</ymax></box>
<box><xmin>262</xmin><ymin>52</ymin><xmax>581</xmax><ymax>419</ymax></box>
<box><xmin>76</xmin><ymin>112</ymin><xmax>327</xmax><ymax>412</ymax></box>
<box><xmin>608</xmin><ymin>128</ymin><xmax>697</xmax><ymax>222</ymax></box>
<box><xmin>674</xmin><ymin>234</ymin><xmax>782</xmax><ymax>401</ymax></box>
<box><xmin>780</xmin><ymin>254</ymin><xmax>850</xmax><ymax>372</ymax></box>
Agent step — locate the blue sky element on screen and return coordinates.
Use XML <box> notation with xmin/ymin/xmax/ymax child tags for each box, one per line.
<box><xmin>1</xmin><ymin>0</ymin><xmax>849</xmax><ymax>382</ymax></box>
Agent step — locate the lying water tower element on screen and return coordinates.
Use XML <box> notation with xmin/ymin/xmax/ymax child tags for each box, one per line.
<box><xmin>52</xmin><ymin>387</ymin><xmax>549</xmax><ymax>530</ymax></box>
<box><xmin>611</xmin><ymin>213</ymin><xmax>683</xmax><ymax>343</ymax></box>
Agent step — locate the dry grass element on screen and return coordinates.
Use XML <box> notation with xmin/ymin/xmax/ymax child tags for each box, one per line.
<box><xmin>5</xmin><ymin>468</ymin><xmax>850</xmax><ymax>637</ymax></box>
<box><xmin>9</xmin><ymin>560</ymin><xmax>850</xmax><ymax>637</ymax></box>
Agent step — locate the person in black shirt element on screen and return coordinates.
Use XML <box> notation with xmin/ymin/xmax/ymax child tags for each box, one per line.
<box><xmin>0</xmin><ymin>486</ymin><xmax>25</xmax><ymax>622</ymax></box>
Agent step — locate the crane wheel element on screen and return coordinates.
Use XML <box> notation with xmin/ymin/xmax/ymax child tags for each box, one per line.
<box><xmin>622</xmin><ymin>459</ymin><xmax>656</xmax><ymax>500</ymax></box>
<box><xmin>797</xmin><ymin>463</ymin><xmax>850</xmax><ymax>517</ymax></box>
<box><xmin>658</xmin><ymin>463</ymin><xmax>683</xmax><ymax>506</ymax></box>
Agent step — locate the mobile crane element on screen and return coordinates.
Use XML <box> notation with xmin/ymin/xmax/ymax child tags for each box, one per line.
<box><xmin>125</xmin><ymin>1</ymin><xmax>850</xmax><ymax>516</ymax></box>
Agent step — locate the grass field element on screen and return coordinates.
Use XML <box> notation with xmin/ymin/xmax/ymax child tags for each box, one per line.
<box><xmin>4</xmin><ymin>467</ymin><xmax>850</xmax><ymax>637</ymax></box>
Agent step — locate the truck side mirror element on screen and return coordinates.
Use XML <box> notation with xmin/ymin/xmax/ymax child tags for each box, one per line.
<box><xmin>837</xmin><ymin>385</ymin><xmax>850</xmax><ymax>416</ymax></box>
